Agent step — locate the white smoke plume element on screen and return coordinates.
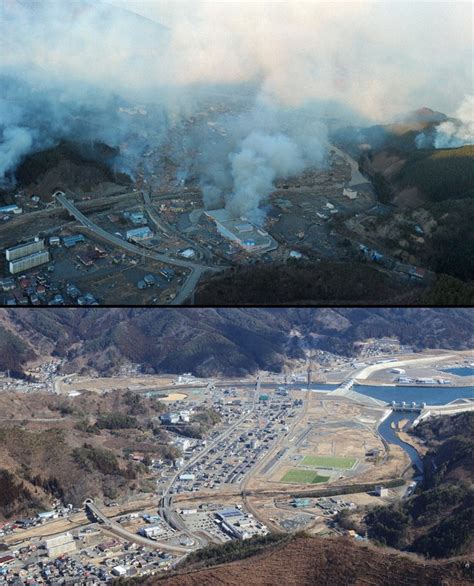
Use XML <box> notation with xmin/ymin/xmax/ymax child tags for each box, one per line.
<box><xmin>415</xmin><ymin>95</ymin><xmax>474</xmax><ymax>150</ymax></box>
<box><xmin>228</xmin><ymin>132</ymin><xmax>305</xmax><ymax>220</ymax></box>
<box><xmin>434</xmin><ymin>95</ymin><xmax>474</xmax><ymax>149</ymax></box>
<box><xmin>0</xmin><ymin>0</ymin><xmax>472</xmax><ymax>217</ymax></box>
<box><xmin>0</xmin><ymin>127</ymin><xmax>33</xmax><ymax>186</ymax></box>
<box><xmin>191</xmin><ymin>98</ymin><xmax>327</xmax><ymax>219</ymax></box>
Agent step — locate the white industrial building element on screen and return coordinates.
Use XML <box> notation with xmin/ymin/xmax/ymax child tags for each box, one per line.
<box><xmin>179</xmin><ymin>410</ymin><xmax>191</xmax><ymax>422</ymax></box>
<box><xmin>205</xmin><ymin>209</ymin><xmax>276</xmax><ymax>253</ymax></box>
<box><xmin>126</xmin><ymin>226</ymin><xmax>154</xmax><ymax>242</ymax></box>
<box><xmin>139</xmin><ymin>524</ymin><xmax>165</xmax><ymax>538</ymax></box>
<box><xmin>343</xmin><ymin>188</ymin><xmax>358</xmax><ymax>200</ymax></box>
<box><xmin>398</xmin><ymin>376</ymin><xmax>414</xmax><ymax>384</ymax></box>
<box><xmin>160</xmin><ymin>412</ymin><xmax>180</xmax><ymax>424</ymax></box>
<box><xmin>179</xmin><ymin>473</ymin><xmax>195</xmax><ymax>481</ymax></box>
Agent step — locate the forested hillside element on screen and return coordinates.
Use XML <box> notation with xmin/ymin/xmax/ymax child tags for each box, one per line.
<box><xmin>0</xmin><ymin>308</ymin><xmax>473</xmax><ymax>378</ymax></box>
<box><xmin>363</xmin><ymin>412</ymin><xmax>474</xmax><ymax>558</ymax></box>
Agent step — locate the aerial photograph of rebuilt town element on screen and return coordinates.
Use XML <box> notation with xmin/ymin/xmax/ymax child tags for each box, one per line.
<box><xmin>0</xmin><ymin>308</ymin><xmax>472</xmax><ymax>584</ymax></box>
<box><xmin>0</xmin><ymin>0</ymin><xmax>473</xmax><ymax>306</ymax></box>
<box><xmin>0</xmin><ymin>1</ymin><xmax>473</xmax><ymax>584</ymax></box>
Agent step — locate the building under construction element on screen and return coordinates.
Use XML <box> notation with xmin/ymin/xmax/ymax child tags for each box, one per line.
<box><xmin>44</xmin><ymin>533</ymin><xmax>76</xmax><ymax>558</ymax></box>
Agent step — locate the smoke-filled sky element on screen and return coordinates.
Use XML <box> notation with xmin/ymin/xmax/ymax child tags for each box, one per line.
<box><xmin>110</xmin><ymin>0</ymin><xmax>473</xmax><ymax>118</ymax></box>
<box><xmin>1</xmin><ymin>0</ymin><xmax>472</xmax><ymax>218</ymax></box>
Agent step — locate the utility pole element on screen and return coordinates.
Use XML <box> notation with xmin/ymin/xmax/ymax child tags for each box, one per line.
<box><xmin>307</xmin><ymin>361</ymin><xmax>312</xmax><ymax>389</ymax></box>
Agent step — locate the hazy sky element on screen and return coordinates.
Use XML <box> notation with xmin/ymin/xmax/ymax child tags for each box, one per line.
<box><xmin>0</xmin><ymin>0</ymin><xmax>472</xmax><ymax>210</ymax></box>
<box><xmin>109</xmin><ymin>0</ymin><xmax>473</xmax><ymax>119</ymax></box>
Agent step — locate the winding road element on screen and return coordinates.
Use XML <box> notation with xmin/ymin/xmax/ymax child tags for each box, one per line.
<box><xmin>84</xmin><ymin>500</ymin><xmax>193</xmax><ymax>554</ymax></box>
<box><xmin>54</xmin><ymin>191</ymin><xmax>224</xmax><ymax>304</ymax></box>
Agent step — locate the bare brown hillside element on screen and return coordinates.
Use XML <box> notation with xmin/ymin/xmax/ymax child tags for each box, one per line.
<box><xmin>150</xmin><ymin>536</ymin><xmax>472</xmax><ymax>586</ymax></box>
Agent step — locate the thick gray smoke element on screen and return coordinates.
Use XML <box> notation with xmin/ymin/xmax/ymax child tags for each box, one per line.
<box><xmin>193</xmin><ymin>101</ymin><xmax>327</xmax><ymax>221</ymax></box>
<box><xmin>0</xmin><ymin>128</ymin><xmax>33</xmax><ymax>184</ymax></box>
<box><xmin>415</xmin><ymin>95</ymin><xmax>474</xmax><ymax>150</ymax></box>
<box><xmin>228</xmin><ymin>132</ymin><xmax>305</xmax><ymax>220</ymax></box>
<box><xmin>1</xmin><ymin>0</ymin><xmax>472</xmax><ymax>219</ymax></box>
<box><xmin>0</xmin><ymin>0</ymin><xmax>173</xmax><ymax>186</ymax></box>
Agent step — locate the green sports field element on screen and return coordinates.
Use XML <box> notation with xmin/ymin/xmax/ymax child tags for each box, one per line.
<box><xmin>299</xmin><ymin>455</ymin><xmax>357</xmax><ymax>469</ymax></box>
<box><xmin>281</xmin><ymin>469</ymin><xmax>330</xmax><ymax>484</ymax></box>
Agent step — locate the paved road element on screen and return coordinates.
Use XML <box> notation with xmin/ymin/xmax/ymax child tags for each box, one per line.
<box><xmin>54</xmin><ymin>191</ymin><xmax>224</xmax><ymax>304</ymax></box>
<box><xmin>85</xmin><ymin>501</ymin><xmax>193</xmax><ymax>553</ymax></box>
<box><xmin>170</xmin><ymin>266</ymin><xmax>205</xmax><ymax>305</ymax></box>
<box><xmin>330</xmin><ymin>144</ymin><xmax>370</xmax><ymax>187</ymax></box>
<box><xmin>162</xmin><ymin>375</ymin><xmax>260</xmax><ymax>501</ymax></box>
<box><xmin>355</xmin><ymin>354</ymin><xmax>455</xmax><ymax>381</ymax></box>
<box><xmin>241</xmin><ymin>380</ymin><xmax>310</xmax><ymax>532</ymax></box>
<box><xmin>142</xmin><ymin>190</ymin><xmax>227</xmax><ymax>303</ymax></box>
<box><xmin>142</xmin><ymin>190</ymin><xmax>172</xmax><ymax>237</ymax></box>
<box><xmin>55</xmin><ymin>191</ymin><xmax>211</xmax><ymax>271</ymax></box>
<box><xmin>158</xmin><ymin>375</ymin><xmax>260</xmax><ymax>539</ymax></box>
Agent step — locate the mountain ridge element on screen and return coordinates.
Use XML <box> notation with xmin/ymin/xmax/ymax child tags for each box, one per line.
<box><xmin>0</xmin><ymin>308</ymin><xmax>472</xmax><ymax>378</ymax></box>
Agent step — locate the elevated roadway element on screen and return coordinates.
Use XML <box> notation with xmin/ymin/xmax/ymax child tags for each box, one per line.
<box><xmin>54</xmin><ymin>191</ymin><xmax>224</xmax><ymax>304</ymax></box>
<box><xmin>84</xmin><ymin>500</ymin><xmax>193</xmax><ymax>554</ymax></box>
<box><xmin>355</xmin><ymin>354</ymin><xmax>455</xmax><ymax>381</ymax></box>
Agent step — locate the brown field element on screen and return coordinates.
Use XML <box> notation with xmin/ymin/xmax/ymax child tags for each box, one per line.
<box><xmin>56</xmin><ymin>374</ymin><xmax>178</xmax><ymax>394</ymax></box>
<box><xmin>248</xmin><ymin>395</ymin><xmax>407</xmax><ymax>492</ymax></box>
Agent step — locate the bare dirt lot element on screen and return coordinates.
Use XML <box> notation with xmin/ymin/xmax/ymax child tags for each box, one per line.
<box><xmin>248</xmin><ymin>394</ymin><xmax>408</xmax><ymax>493</ymax></box>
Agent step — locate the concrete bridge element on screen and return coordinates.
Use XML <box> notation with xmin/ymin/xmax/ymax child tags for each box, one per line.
<box><xmin>332</xmin><ymin>379</ymin><xmax>385</xmax><ymax>407</ymax></box>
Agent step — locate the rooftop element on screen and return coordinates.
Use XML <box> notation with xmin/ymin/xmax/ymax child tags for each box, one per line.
<box><xmin>205</xmin><ymin>208</ymin><xmax>276</xmax><ymax>252</ymax></box>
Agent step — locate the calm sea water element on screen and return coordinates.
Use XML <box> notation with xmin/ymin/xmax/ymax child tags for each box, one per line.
<box><xmin>441</xmin><ymin>367</ymin><xmax>474</xmax><ymax>378</ymax></box>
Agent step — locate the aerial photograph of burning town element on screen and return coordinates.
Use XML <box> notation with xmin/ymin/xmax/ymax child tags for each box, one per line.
<box><xmin>0</xmin><ymin>307</ymin><xmax>473</xmax><ymax>584</ymax></box>
<box><xmin>0</xmin><ymin>0</ymin><xmax>473</xmax><ymax>306</ymax></box>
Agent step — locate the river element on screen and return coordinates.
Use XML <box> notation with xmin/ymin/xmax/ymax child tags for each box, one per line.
<box><xmin>353</xmin><ymin>383</ymin><xmax>474</xmax><ymax>405</ymax></box>
<box><xmin>377</xmin><ymin>412</ymin><xmax>423</xmax><ymax>472</ymax></box>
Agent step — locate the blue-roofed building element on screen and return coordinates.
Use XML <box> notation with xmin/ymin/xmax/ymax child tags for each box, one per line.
<box><xmin>0</xmin><ymin>204</ymin><xmax>22</xmax><ymax>215</ymax></box>
<box><xmin>63</xmin><ymin>234</ymin><xmax>85</xmax><ymax>248</ymax></box>
<box><xmin>292</xmin><ymin>498</ymin><xmax>311</xmax><ymax>508</ymax></box>
<box><xmin>216</xmin><ymin>508</ymin><xmax>244</xmax><ymax>520</ymax></box>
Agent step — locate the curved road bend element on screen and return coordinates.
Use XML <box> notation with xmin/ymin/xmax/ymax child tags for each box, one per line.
<box><xmin>355</xmin><ymin>354</ymin><xmax>455</xmax><ymax>381</ymax></box>
<box><xmin>143</xmin><ymin>191</ymin><xmax>215</xmax><ymax>263</ymax></box>
<box><xmin>85</xmin><ymin>501</ymin><xmax>193</xmax><ymax>554</ymax></box>
<box><xmin>54</xmin><ymin>191</ymin><xmax>224</xmax><ymax>304</ymax></box>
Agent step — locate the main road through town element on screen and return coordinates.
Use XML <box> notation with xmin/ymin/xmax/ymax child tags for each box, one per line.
<box><xmin>158</xmin><ymin>375</ymin><xmax>261</xmax><ymax>537</ymax></box>
<box><xmin>84</xmin><ymin>500</ymin><xmax>194</xmax><ymax>554</ymax></box>
<box><xmin>54</xmin><ymin>191</ymin><xmax>224</xmax><ymax>304</ymax></box>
